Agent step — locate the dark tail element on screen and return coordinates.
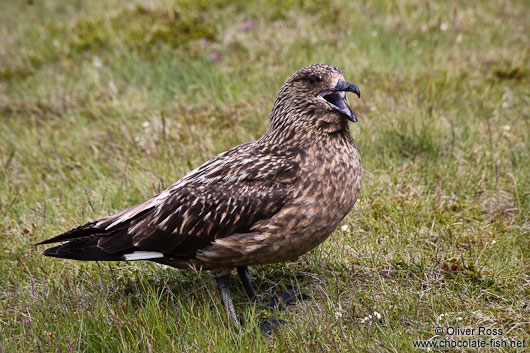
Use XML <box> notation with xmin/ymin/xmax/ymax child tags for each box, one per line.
<box><xmin>41</xmin><ymin>236</ymin><xmax>124</xmax><ymax>261</ymax></box>
<box><xmin>37</xmin><ymin>220</ymin><xmax>133</xmax><ymax>261</ymax></box>
<box><xmin>35</xmin><ymin>221</ymin><xmax>101</xmax><ymax>246</ymax></box>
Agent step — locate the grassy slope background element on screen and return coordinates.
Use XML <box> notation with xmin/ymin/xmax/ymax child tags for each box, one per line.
<box><xmin>0</xmin><ymin>0</ymin><xmax>528</xmax><ymax>352</ymax></box>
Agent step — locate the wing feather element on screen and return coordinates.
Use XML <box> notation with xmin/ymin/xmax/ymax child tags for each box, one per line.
<box><xmin>94</xmin><ymin>145</ymin><xmax>304</xmax><ymax>257</ymax></box>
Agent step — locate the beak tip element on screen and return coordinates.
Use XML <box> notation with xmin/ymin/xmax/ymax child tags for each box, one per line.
<box><xmin>349</xmin><ymin>111</ymin><xmax>358</xmax><ymax>123</ymax></box>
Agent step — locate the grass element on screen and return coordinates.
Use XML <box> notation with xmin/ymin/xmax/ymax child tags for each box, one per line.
<box><xmin>1</xmin><ymin>0</ymin><xmax>528</xmax><ymax>351</ymax></box>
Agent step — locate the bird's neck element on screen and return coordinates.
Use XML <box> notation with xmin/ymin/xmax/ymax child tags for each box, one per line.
<box><xmin>259</xmin><ymin>111</ymin><xmax>352</xmax><ymax>149</ymax></box>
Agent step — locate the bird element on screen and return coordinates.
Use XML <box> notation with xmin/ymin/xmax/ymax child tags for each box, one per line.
<box><xmin>37</xmin><ymin>64</ymin><xmax>362</xmax><ymax>329</ymax></box>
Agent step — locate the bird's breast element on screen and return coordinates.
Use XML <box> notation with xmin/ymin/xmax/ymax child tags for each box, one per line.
<box><xmin>299</xmin><ymin>134</ymin><xmax>361</xmax><ymax>217</ymax></box>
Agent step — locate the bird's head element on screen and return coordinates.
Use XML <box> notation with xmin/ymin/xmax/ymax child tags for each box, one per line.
<box><xmin>269</xmin><ymin>64</ymin><xmax>361</xmax><ymax>134</ymax></box>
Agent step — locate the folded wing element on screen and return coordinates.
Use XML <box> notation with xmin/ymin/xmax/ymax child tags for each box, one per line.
<box><xmin>39</xmin><ymin>144</ymin><xmax>302</xmax><ymax>261</ymax></box>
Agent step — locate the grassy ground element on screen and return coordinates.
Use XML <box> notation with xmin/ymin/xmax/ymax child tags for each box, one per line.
<box><xmin>1</xmin><ymin>0</ymin><xmax>528</xmax><ymax>351</ymax></box>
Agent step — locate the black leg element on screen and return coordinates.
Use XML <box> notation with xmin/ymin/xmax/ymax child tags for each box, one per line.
<box><xmin>236</xmin><ymin>266</ymin><xmax>260</xmax><ymax>304</ymax></box>
<box><xmin>236</xmin><ymin>266</ymin><xmax>298</xmax><ymax>335</ymax></box>
<box><xmin>215</xmin><ymin>275</ymin><xmax>241</xmax><ymax>328</ymax></box>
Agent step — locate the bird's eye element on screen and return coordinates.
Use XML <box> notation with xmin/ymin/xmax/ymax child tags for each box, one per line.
<box><xmin>307</xmin><ymin>76</ymin><xmax>317</xmax><ymax>84</ymax></box>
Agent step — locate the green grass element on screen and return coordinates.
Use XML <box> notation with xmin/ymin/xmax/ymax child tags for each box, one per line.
<box><xmin>1</xmin><ymin>0</ymin><xmax>529</xmax><ymax>351</ymax></box>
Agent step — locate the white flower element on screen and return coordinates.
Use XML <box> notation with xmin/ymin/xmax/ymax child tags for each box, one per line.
<box><xmin>142</xmin><ymin>121</ymin><xmax>150</xmax><ymax>128</ymax></box>
<box><xmin>108</xmin><ymin>81</ymin><xmax>117</xmax><ymax>94</ymax></box>
<box><xmin>335</xmin><ymin>311</ymin><xmax>343</xmax><ymax>320</ymax></box>
<box><xmin>361</xmin><ymin>311</ymin><xmax>382</xmax><ymax>323</ymax></box>
<box><xmin>371</xmin><ymin>31</ymin><xmax>378</xmax><ymax>37</ymax></box>
<box><xmin>440</xmin><ymin>23</ymin><xmax>448</xmax><ymax>31</ymax></box>
<box><xmin>341</xmin><ymin>225</ymin><xmax>349</xmax><ymax>232</ymax></box>
<box><xmin>92</xmin><ymin>57</ymin><xmax>102</xmax><ymax>68</ymax></box>
<box><xmin>361</xmin><ymin>315</ymin><xmax>371</xmax><ymax>324</ymax></box>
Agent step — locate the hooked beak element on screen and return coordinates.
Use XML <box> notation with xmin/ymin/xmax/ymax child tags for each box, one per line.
<box><xmin>318</xmin><ymin>79</ymin><xmax>361</xmax><ymax>123</ymax></box>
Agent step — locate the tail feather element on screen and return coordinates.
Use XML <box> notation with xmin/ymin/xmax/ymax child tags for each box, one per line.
<box><xmin>42</xmin><ymin>236</ymin><xmax>124</xmax><ymax>261</ymax></box>
<box><xmin>35</xmin><ymin>221</ymin><xmax>100</xmax><ymax>246</ymax></box>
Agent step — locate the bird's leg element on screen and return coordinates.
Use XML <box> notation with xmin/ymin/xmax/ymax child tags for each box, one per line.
<box><xmin>215</xmin><ymin>275</ymin><xmax>241</xmax><ymax>329</ymax></box>
<box><xmin>236</xmin><ymin>266</ymin><xmax>292</xmax><ymax>334</ymax></box>
<box><xmin>236</xmin><ymin>266</ymin><xmax>260</xmax><ymax>304</ymax></box>
<box><xmin>237</xmin><ymin>266</ymin><xmax>309</xmax><ymax>310</ymax></box>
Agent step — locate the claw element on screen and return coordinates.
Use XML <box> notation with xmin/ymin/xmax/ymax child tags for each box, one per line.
<box><xmin>258</xmin><ymin>319</ymin><xmax>291</xmax><ymax>335</ymax></box>
<box><xmin>269</xmin><ymin>285</ymin><xmax>310</xmax><ymax>309</ymax></box>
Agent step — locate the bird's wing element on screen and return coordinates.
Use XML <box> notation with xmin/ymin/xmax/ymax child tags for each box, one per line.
<box><xmin>39</xmin><ymin>144</ymin><xmax>303</xmax><ymax>258</ymax></box>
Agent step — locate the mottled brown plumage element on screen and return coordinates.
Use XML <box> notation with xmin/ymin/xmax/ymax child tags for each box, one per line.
<box><xmin>38</xmin><ymin>64</ymin><xmax>361</xmax><ymax>328</ymax></box>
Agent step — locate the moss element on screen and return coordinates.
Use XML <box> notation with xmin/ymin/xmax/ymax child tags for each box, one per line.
<box><xmin>1</xmin><ymin>0</ymin><xmax>342</xmax><ymax>83</ymax></box>
<box><xmin>68</xmin><ymin>18</ymin><xmax>110</xmax><ymax>53</ymax></box>
<box><xmin>493</xmin><ymin>66</ymin><xmax>525</xmax><ymax>80</ymax></box>
<box><xmin>0</xmin><ymin>67</ymin><xmax>34</xmax><ymax>82</ymax></box>
<box><xmin>67</xmin><ymin>5</ymin><xmax>216</xmax><ymax>56</ymax></box>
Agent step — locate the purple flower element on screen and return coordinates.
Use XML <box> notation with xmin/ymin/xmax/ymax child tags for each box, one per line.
<box><xmin>210</xmin><ymin>53</ymin><xmax>219</xmax><ymax>62</ymax></box>
<box><xmin>241</xmin><ymin>20</ymin><xmax>256</xmax><ymax>31</ymax></box>
<box><xmin>24</xmin><ymin>253</ymin><xmax>29</xmax><ymax>257</ymax></box>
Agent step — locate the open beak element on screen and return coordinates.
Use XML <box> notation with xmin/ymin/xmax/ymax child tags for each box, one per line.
<box><xmin>318</xmin><ymin>79</ymin><xmax>361</xmax><ymax>123</ymax></box>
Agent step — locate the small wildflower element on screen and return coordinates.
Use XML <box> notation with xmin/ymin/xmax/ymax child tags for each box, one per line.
<box><xmin>440</xmin><ymin>23</ymin><xmax>448</xmax><ymax>31</ymax></box>
<box><xmin>241</xmin><ymin>20</ymin><xmax>255</xmax><ymax>31</ymax></box>
<box><xmin>456</xmin><ymin>316</ymin><xmax>463</xmax><ymax>321</ymax></box>
<box><xmin>502</xmin><ymin>102</ymin><xmax>509</xmax><ymax>109</ymax></box>
<box><xmin>341</xmin><ymin>224</ymin><xmax>349</xmax><ymax>232</ymax></box>
<box><xmin>335</xmin><ymin>311</ymin><xmax>343</xmax><ymax>320</ymax></box>
<box><xmin>361</xmin><ymin>311</ymin><xmax>382</xmax><ymax>323</ymax></box>
<box><xmin>24</xmin><ymin>253</ymin><xmax>29</xmax><ymax>257</ymax></box>
<box><xmin>92</xmin><ymin>56</ymin><xmax>102</xmax><ymax>68</ymax></box>
<box><xmin>456</xmin><ymin>34</ymin><xmax>463</xmax><ymax>43</ymax></box>
<box><xmin>371</xmin><ymin>31</ymin><xmax>378</xmax><ymax>37</ymax></box>
<box><xmin>108</xmin><ymin>81</ymin><xmax>117</xmax><ymax>94</ymax></box>
<box><xmin>438</xmin><ymin>313</ymin><xmax>448</xmax><ymax>321</ymax></box>
<box><xmin>142</xmin><ymin>121</ymin><xmax>150</xmax><ymax>128</ymax></box>
<box><xmin>491</xmin><ymin>240</ymin><xmax>497</xmax><ymax>245</ymax></box>
<box><xmin>210</xmin><ymin>53</ymin><xmax>220</xmax><ymax>62</ymax></box>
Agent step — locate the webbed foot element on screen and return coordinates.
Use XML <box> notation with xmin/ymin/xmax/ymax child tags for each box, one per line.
<box><xmin>269</xmin><ymin>285</ymin><xmax>310</xmax><ymax>310</ymax></box>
